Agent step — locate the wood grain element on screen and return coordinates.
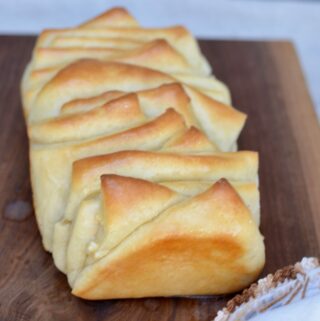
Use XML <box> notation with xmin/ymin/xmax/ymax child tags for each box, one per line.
<box><xmin>0</xmin><ymin>36</ymin><xmax>319</xmax><ymax>321</ymax></box>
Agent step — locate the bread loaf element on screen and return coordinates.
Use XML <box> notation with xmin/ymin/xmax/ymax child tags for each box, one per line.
<box><xmin>21</xmin><ymin>7</ymin><xmax>265</xmax><ymax>299</ymax></box>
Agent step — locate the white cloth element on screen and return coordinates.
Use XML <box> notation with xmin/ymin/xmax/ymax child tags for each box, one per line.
<box><xmin>251</xmin><ymin>294</ymin><xmax>320</xmax><ymax>321</ymax></box>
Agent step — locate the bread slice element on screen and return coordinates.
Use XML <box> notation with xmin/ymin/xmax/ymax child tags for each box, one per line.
<box><xmin>53</xmin><ymin>149</ymin><xmax>258</xmax><ymax>272</ymax></box>
<box><xmin>24</xmin><ymin>60</ymin><xmax>230</xmax><ymax>120</ymax></box>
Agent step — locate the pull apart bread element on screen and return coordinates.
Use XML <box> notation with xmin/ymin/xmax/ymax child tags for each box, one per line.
<box><xmin>21</xmin><ymin>7</ymin><xmax>265</xmax><ymax>299</ymax></box>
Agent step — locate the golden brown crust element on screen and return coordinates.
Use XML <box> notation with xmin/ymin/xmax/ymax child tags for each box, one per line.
<box><xmin>29</xmin><ymin>93</ymin><xmax>146</xmax><ymax>143</ymax></box>
<box><xmin>162</xmin><ymin>126</ymin><xmax>219</xmax><ymax>153</ymax></box>
<box><xmin>72</xmin><ymin>150</ymin><xmax>258</xmax><ymax>189</ymax></box>
<box><xmin>96</xmin><ymin>175</ymin><xmax>183</xmax><ymax>253</ymax></box>
<box><xmin>74</xmin><ymin>108</ymin><xmax>186</xmax><ymax>151</ymax></box>
<box><xmin>60</xmin><ymin>90</ymin><xmax>125</xmax><ymax>114</ymax></box>
<box><xmin>79</xmin><ymin>7</ymin><xmax>139</xmax><ymax>29</ymax></box>
<box><xmin>101</xmin><ymin>174</ymin><xmax>179</xmax><ymax>227</ymax></box>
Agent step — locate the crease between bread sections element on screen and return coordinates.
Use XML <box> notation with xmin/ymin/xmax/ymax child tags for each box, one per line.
<box><xmin>21</xmin><ymin>6</ymin><xmax>265</xmax><ymax>299</ymax></box>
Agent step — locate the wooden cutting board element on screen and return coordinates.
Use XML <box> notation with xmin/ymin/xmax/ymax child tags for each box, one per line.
<box><xmin>0</xmin><ymin>36</ymin><xmax>319</xmax><ymax>321</ymax></box>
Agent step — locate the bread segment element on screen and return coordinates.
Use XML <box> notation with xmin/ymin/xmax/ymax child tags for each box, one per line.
<box><xmin>69</xmin><ymin>177</ymin><xmax>264</xmax><ymax>299</ymax></box>
<box><xmin>30</xmin><ymin>83</ymin><xmax>245</xmax><ymax>149</ymax></box>
<box><xmin>35</xmin><ymin>26</ymin><xmax>211</xmax><ymax>75</ymax></box>
<box><xmin>26</xmin><ymin>60</ymin><xmax>230</xmax><ymax>121</ymax></box>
